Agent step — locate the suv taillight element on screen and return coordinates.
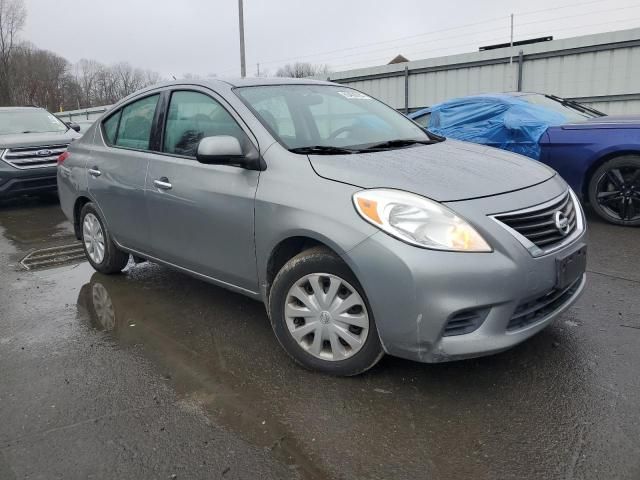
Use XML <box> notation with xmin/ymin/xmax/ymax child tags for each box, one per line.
<box><xmin>57</xmin><ymin>151</ymin><xmax>70</xmax><ymax>165</ymax></box>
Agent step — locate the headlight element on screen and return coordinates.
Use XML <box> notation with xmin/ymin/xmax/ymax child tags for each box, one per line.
<box><xmin>353</xmin><ymin>189</ymin><xmax>492</xmax><ymax>252</ymax></box>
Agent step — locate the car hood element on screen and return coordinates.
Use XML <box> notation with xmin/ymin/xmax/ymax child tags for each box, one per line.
<box><xmin>561</xmin><ymin>114</ymin><xmax>640</xmax><ymax>130</ymax></box>
<box><xmin>0</xmin><ymin>130</ymin><xmax>80</xmax><ymax>148</ymax></box>
<box><xmin>307</xmin><ymin>139</ymin><xmax>555</xmax><ymax>202</ymax></box>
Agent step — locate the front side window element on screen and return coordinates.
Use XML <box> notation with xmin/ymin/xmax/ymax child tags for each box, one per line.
<box><xmin>115</xmin><ymin>94</ymin><xmax>159</xmax><ymax>151</ymax></box>
<box><xmin>163</xmin><ymin>91</ymin><xmax>246</xmax><ymax>157</ymax></box>
<box><xmin>235</xmin><ymin>85</ymin><xmax>430</xmax><ymax>150</ymax></box>
<box><xmin>0</xmin><ymin>108</ymin><xmax>68</xmax><ymax>135</ymax></box>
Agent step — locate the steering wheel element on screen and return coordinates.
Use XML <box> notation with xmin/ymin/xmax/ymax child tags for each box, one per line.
<box><xmin>327</xmin><ymin>125</ymin><xmax>359</xmax><ymax>140</ymax></box>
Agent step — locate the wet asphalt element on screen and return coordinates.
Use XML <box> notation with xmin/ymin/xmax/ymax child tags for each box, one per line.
<box><xmin>0</xmin><ymin>196</ymin><xmax>638</xmax><ymax>480</ymax></box>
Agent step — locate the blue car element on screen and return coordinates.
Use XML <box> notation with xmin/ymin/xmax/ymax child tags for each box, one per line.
<box><xmin>410</xmin><ymin>93</ymin><xmax>640</xmax><ymax>226</ymax></box>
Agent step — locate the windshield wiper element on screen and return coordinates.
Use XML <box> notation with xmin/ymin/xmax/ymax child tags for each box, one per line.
<box><xmin>545</xmin><ymin>94</ymin><xmax>605</xmax><ymax>118</ymax></box>
<box><xmin>357</xmin><ymin>139</ymin><xmax>435</xmax><ymax>152</ymax></box>
<box><xmin>289</xmin><ymin>145</ymin><xmax>357</xmax><ymax>155</ymax></box>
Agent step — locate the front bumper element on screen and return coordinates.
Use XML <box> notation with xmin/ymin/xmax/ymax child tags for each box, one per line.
<box><xmin>0</xmin><ymin>165</ymin><xmax>58</xmax><ymax>197</ymax></box>
<box><xmin>342</xmin><ymin>179</ymin><xmax>587</xmax><ymax>363</ymax></box>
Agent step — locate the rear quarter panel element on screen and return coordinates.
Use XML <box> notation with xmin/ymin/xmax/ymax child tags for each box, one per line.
<box><xmin>57</xmin><ymin>126</ymin><xmax>95</xmax><ymax>225</ymax></box>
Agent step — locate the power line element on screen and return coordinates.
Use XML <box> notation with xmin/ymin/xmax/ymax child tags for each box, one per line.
<box><xmin>250</xmin><ymin>0</ymin><xmax>609</xmax><ymax>67</ymax></box>
<box><xmin>330</xmin><ymin>16</ymin><xmax>640</xmax><ymax>72</ymax></box>
<box><xmin>303</xmin><ymin>3</ymin><xmax>640</xmax><ymax>70</ymax></box>
<box><xmin>214</xmin><ymin>0</ymin><xmax>640</xmax><ymax>76</ymax></box>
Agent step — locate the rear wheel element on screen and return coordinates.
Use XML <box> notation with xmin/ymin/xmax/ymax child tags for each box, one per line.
<box><xmin>268</xmin><ymin>247</ymin><xmax>384</xmax><ymax>376</ymax></box>
<box><xmin>588</xmin><ymin>156</ymin><xmax>640</xmax><ymax>226</ymax></box>
<box><xmin>80</xmin><ymin>203</ymin><xmax>130</xmax><ymax>274</ymax></box>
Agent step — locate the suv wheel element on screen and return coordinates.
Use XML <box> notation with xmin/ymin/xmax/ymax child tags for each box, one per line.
<box><xmin>80</xmin><ymin>203</ymin><xmax>129</xmax><ymax>274</ymax></box>
<box><xmin>269</xmin><ymin>247</ymin><xmax>384</xmax><ymax>376</ymax></box>
<box><xmin>588</xmin><ymin>156</ymin><xmax>640</xmax><ymax>226</ymax></box>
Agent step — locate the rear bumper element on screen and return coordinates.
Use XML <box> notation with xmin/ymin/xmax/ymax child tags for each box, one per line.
<box><xmin>0</xmin><ymin>166</ymin><xmax>57</xmax><ymax>197</ymax></box>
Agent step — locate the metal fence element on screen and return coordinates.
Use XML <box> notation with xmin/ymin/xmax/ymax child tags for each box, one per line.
<box><xmin>324</xmin><ymin>28</ymin><xmax>640</xmax><ymax>115</ymax></box>
<box><xmin>55</xmin><ymin>105</ymin><xmax>111</xmax><ymax>124</ymax></box>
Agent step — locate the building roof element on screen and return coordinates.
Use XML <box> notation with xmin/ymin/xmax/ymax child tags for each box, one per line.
<box><xmin>388</xmin><ymin>54</ymin><xmax>410</xmax><ymax>64</ymax></box>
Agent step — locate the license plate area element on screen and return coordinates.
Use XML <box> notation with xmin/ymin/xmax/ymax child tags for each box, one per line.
<box><xmin>556</xmin><ymin>245</ymin><xmax>587</xmax><ymax>290</ymax></box>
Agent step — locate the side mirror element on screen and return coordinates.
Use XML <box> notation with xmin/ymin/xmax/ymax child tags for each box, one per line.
<box><xmin>196</xmin><ymin>135</ymin><xmax>262</xmax><ymax>170</ymax></box>
<box><xmin>67</xmin><ymin>122</ymin><xmax>81</xmax><ymax>133</ymax></box>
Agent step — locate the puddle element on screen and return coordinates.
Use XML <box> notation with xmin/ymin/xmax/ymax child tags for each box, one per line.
<box><xmin>62</xmin><ymin>262</ymin><xmax>600</xmax><ymax>480</ymax></box>
<box><xmin>75</xmin><ymin>265</ymin><xmax>330</xmax><ymax>479</ymax></box>
<box><xmin>0</xmin><ymin>197</ymin><xmax>76</xmax><ymax>257</ymax></box>
<box><xmin>3</xmin><ymin>198</ymin><xmax>636</xmax><ymax>479</ymax></box>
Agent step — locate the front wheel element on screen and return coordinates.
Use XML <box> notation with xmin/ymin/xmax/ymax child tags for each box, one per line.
<box><xmin>588</xmin><ymin>156</ymin><xmax>640</xmax><ymax>226</ymax></box>
<box><xmin>268</xmin><ymin>247</ymin><xmax>384</xmax><ymax>376</ymax></box>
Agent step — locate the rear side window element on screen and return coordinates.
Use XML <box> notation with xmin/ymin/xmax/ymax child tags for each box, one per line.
<box><xmin>115</xmin><ymin>94</ymin><xmax>159</xmax><ymax>151</ymax></box>
<box><xmin>163</xmin><ymin>91</ymin><xmax>246</xmax><ymax>157</ymax></box>
<box><xmin>102</xmin><ymin>110</ymin><xmax>121</xmax><ymax>145</ymax></box>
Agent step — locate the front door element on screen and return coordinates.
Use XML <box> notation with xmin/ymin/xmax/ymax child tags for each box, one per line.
<box><xmin>145</xmin><ymin>89</ymin><xmax>260</xmax><ymax>293</ymax></box>
<box><xmin>88</xmin><ymin>93</ymin><xmax>160</xmax><ymax>251</ymax></box>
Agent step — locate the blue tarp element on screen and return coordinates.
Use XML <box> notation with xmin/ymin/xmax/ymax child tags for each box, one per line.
<box><xmin>424</xmin><ymin>95</ymin><xmax>568</xmax><ymax>159</ymax></box>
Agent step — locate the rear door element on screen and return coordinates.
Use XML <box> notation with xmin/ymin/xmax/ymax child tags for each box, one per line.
<box><xmin>88</xmin><ymin>93</ymin><xmax>161</xmax><ymax>251</ymax></box>
<box><xmin>145</xmin><ymin>88</ymin><xmax>260</xmax><ymax>292</ymax></box>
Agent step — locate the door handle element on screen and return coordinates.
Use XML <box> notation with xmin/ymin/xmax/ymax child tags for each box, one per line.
<box><xmin>153</xmin><ymin>177</ymin><xmax>172</xmax><ymax>190</ymax></box>
<box><xmin>88</xmin><ymin>167</ymin><xmax>101</xmax><ymax>177</ymax></box>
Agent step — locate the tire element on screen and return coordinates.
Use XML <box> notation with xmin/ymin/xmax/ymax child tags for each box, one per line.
<box><xmin>268</xmin><ymin>247</ymin><xmax>384</xmax><ymax>376</ymax></box>
<box><xmin>588</xmin><ymin>155</ymin><xmax>640</xmax><ymax>226</ymax></box>
<box><xmin>79</xmin><ymin>202</ymin><xmax>129</xmax><ymax>274</ymax></box>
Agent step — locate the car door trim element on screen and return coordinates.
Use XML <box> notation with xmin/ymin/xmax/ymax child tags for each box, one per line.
<box><xmin>112</xmin><ymin>240</ymin><xmax>262</xmax><ymax>299</ymax></box>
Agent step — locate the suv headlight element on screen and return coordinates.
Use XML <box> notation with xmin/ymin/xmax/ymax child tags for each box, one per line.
<box><xmin>353</xmin><ymin>189</ymin><xmax>491</xmax><ymax>252</ymax></box>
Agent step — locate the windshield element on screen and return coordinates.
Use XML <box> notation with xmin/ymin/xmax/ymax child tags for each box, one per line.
<box><xmin>519</xmin><ymin>94</ymin><xmax>598</xmax><ymax>122</ymax></box>
<box><xmin>0</xmin><ymin>109</ymin><xmax>68</xmax><ymax>135</ymax></box>
<box><xmin>235</xmin><ymin>85</ymin><xmax>432</xmax><ymax>151</ymax></box>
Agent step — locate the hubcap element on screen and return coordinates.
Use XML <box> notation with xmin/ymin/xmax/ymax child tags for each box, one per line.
<box><xmin>596</xmin><ymin>166</ymin><xmax>640</xmax><ymax>221</ymax></box>
<box><xmin>284</xmin><ymin>273</ymin><xmax>369</xmax><ymax>361</ymax></box>
<box><xmin>83</xmin><ymin>213</ymin><xmax>106</xmax><ymax>264</ymax></box>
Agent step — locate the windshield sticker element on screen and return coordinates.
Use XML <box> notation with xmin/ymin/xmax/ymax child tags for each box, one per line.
<box><xmin>337</xmin><ymin>91</ymin><xmax>371</xmax><ymax>100</ymax></box>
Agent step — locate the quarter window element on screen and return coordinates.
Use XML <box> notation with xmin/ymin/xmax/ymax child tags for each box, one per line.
<box><xmin>115</xmin><ymin>94</ymin><xmax>160</xmax><ymax>151</ymax></box>
<box><xmin>163</xmin><ymin>91</ymin><xmax>246</xmax><ymax>157</ymax></box>
<box><xmin>413</xmin><ymin>112</ymin><xmax>431</xmax><ymax>128</ymax></box>
<box><xmin>102</xmin><ymin>110</ymin><xmax>121</xmax><ymax>145</ymax></box>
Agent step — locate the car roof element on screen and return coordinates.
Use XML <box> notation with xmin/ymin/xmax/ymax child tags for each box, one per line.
<box><xmin>145</xmin><ymin>77</ymin><xmax>335</xmax><ymax>91</ymax></box>
<box><xmin>0</xmin><ymin>106</ymin><xmax>45</xmax><ymax>112</ymax></box>
<box><xmin>110</xmin><ymin>77</ymin><xmax>341</xmax><ymax>110</ymax></box>
<box><xmin>441</xmin><ymin>92</ymin><xmax>537</xmax><ymax>103</ymax></box>
<box><xmin>409</xmin><ymin>92</ymin><xmax>542</xmax><ymax>117</ymax></box>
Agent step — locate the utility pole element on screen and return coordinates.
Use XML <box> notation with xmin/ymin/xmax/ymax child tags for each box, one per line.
<box><xmin>238</xmin><ymin>0</ymin><xmax>246</xmax><ymax>78</ymax></box>
<box><xmin>509</xmin><ymin>13</ymin><xmax>514</xmax><ymax>90</ymax></box>
<box><xmin>509</xmin><ymin>13</ymin><xmax>514</xmax><ymax>65</ymax></box>
<box><xmin>257</xmin><ymin>62</ymin><xmax>260</xmax><ymax>77</ymax></box>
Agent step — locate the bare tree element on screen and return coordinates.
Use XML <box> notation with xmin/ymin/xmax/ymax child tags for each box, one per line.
<box><xmin>0</xmin><ymin>0</ymin><xmax>26</xmax><ymax>103</ymax></box>
<box><xmin>10</xmin><ymin>44</ymin><xmax>76</xmax><ymax>111</ymax></box>
<box><xmin>75</xmin><ymin>59</ymin><xmax>101</xmax><ymax>108</ymax></box>
<box><xmin>275</xmin><ymin>62</ymin><xmax>330</xmax><ymax>78</ymax></box>
<box><xmin>0</xmin><ymin>0</ymin><xmax>162</xmax><ymax>110</ymax></box>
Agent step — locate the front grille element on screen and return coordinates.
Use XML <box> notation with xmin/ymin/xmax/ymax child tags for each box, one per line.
<box><xmin>443</xmin><ymin>309</ymin><xmax>487</xmax><ymax>336</ymax></box>
<box><xmin>494</xmin><ymin>191</ymin><xmax>578</xmax><ymax>251</ymax></box>
<box><xmin>507</xmin><ymin>277</ymin><xmax>582</xmax><ymax>331</ymax></box>
<box><xmin>1</xmin><ymin>144</ymin><xmax>69</xmax><ymax>169</ymax></box>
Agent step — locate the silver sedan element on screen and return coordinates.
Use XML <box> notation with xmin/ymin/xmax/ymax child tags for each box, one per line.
<box><xmin>57</xmin><ymin>78</ymin><xmax>586</xmax><ymax>375</ymax></box>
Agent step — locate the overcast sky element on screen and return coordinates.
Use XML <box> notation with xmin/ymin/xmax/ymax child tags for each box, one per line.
<box><xmin>21</xmin><ymin>0</ymin><xmax>640</xmax><ymax>78</ymax></box>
